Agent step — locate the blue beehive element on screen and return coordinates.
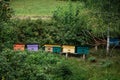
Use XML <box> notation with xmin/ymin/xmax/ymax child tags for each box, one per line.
<box><xmin>27</xmin><ymin>44</ymin><xmax>39</xmax><ymax>51</ymax></box>
<box><xmin>109</xmin><ymin>38</ymin><xmax>119</xmax><ymax>46</ymax></box>
<box><xmin>75</xmin><ymin>46</ymin><xmax>89</xmax><ymax>54</ymax></box>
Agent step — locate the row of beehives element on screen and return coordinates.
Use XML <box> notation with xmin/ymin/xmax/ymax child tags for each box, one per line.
<box><xmin>13</xmin><ymin>44</ymin><xmax>89</xmax><ymax>54</ymax></box>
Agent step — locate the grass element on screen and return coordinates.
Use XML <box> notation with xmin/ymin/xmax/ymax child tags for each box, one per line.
<box><xmin>68</xmin><ymin>51</ymin><xmax>120</xmax><ymax>80</ymax></box>
<box><xmin>65</xmin><ymin>48</ymin><xmax>120</xmax><ymax>79</ymax></box>
<box><xmin>11</xmin><ymin>0</ymin><xmax>70</xmax><ymax>16</ymax></box>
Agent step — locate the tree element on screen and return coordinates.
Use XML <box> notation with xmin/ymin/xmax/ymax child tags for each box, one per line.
<box><xmin>53</xmin><ymin>2</ymin><xmax>90</xmax><ymax>45</ymax></box>
<box><xmin>0</xmin><ymin>0</ymin><xmax>13</xmax><ymax>51</ymax></box>
<box><xmin>53</xmin><ymin>0</ymin><xmax>120</xmax><ymax>50</ymax></box>
<box><xmin>0</xmin><ymin>0</ymin><xmax>13</xmax><ymax>22</ymax></box>
<box><xmin>80</xmin><ymin>0</ymin><xmax>120</xmax><ymax>53</ymax></box>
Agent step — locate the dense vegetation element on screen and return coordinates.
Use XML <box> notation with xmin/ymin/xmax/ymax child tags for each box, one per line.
<box><xmin>0</xmin><ymin>0</ymin><xmax>13</xmax><ymax>51</ymax></box>
<box><xmin>0</xmin><ymin>0</ymin><xmax>120</xmax><ymax>80</ymax></box>
<box><xmin>0</xmin><ymin>0</ymin><xmax>13</xmax><ymax>22</ymax></box>
<box><xmin>0</xmin><ymin>49</ymin><xmax>120</xmax><ymax>80</ymax></box>
<box><xmin>53</xmin><ymin>0</ymin><xmax>120</xmax><ymax>46</ymax></box>
<box><xmin>10</xmin><ymin>0</ymin><xmax>120</xmax><ymax>46</ymax></box>
<box><xmin>0</xmin><ymin>49</ymin><xmax>72</xmax><ymax>80</ymax></box>
<box><xmin>1</xmin><ymin>0</ymin><xmax>119</xmax><ymax>49</ymax></box>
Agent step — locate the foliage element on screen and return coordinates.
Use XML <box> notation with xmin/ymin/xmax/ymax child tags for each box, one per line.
<box><xmin>53</xmin><ymin>0</ymin><xmax>120</xmax><ymax>46</ymax></box>
<box><xmin>0</xmin><ymin>0</ymin><xmax>120</xmax><ymax>80</ymax></box>
<box><xmin>0</xmin><ymin>49</ymin><xmax>120</xmax><ymax>80</ymax></box>
<box><xmin>53</xmin><ymin>2</ymin><xmax>90</xmax><ymax>45</ymax></box>
<box><xmin>80</xmin><ymin>0</ymin><xmax>120</xmax><ymax>13</ymax></box>
<box><xmin>100</xmin><ymin>60</ymin><xmax>113</xmax><ymax>68</ymax></box>
<box><xmin>0</xmin><ymin>0</ymin><xmax>13</xmax><ymax>51</ymax></box>
<box><xmin>0</xmin><ymin>17</ymin><xmax>89</xmax><ymax>49</ymax></box>
<box><xmin>9</xmin><ymin>0</ymin><xmax>120</xmax><ymax>47</ymax></box>
<box><xmin>81</xmin><ymin>0</ymin><xmax>120</xmax><ymax>38</ymax></box>
<box><xmin>54</xmin><ymin>64</ymin><xmax>73</xmax><ymax>80</ymax></box>
<box><xmin>1</xmin><ymin>0</ymin><xmax>119</xmax><ymax>49</ymax></box>
<box><xmin>88</xmin><ymin>56</ymin><xmax>96</xmax><ymax>62</ymax></box>
<box><xmin>52</xmin><ymin>1</ymin><xmax>106</xmax><ymax>45</ymax></box>
<box><xmin>0</xmin><ymin>49</ymin><xmax>72</xmax><ymax>80</ymax></box>
<box><xmin>0</xmin><ymin>0</ymin><xmax>13</xmax><ymax>22</ymax></box>
<box><xmin>0</xmin><ymin>19</ymin><xmax>56</xmax><ymax>50</ymax></box>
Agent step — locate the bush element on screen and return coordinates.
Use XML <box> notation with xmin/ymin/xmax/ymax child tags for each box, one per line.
<box><xmin>88</xmin><ymin>56</ymin><xmax>96</xmax><ymax>62</ymax></box>
<box><xmin>0</xmin><ymin>49</ymin><xmax>72</xmax><ymax>80</ymax></box>
<box><xmin>0</xmin><ymin>19</ymin><xmax>58</xmax><ymax>51</ymax></box>
<box><xmin>100</xmin><ymin>60</ymin><xmax>113</xmax><ymax>68</ymax></box>
<box><xmin>54</xmin><ymin>64</ymin><xmax>73</xmax><ymax>80</ymax></box>
<box><xmin>0</xmin><ymin>49</ymin><xmax>47</xmax><ymax>80</ymax></box>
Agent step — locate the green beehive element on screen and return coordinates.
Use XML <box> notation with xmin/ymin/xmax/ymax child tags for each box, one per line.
<box><xmin>75</xmin><ymin>46</ymin><xmax>89</xmax><ymax>54</ymax></box>
<box><xmin>53</xmin><ymin>46</ymin><xmax>61</xmax><ymax>53</ymax></box>
<box><xmin>44</xmin><ymin>44</ymin><xmax>61</xmax><ymax>53</ymax></box>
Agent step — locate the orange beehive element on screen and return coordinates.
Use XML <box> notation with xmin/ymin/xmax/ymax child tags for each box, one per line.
<box><xmin>13</xmin><ymin>44</ymin><xmax>25</xmax><ymax>51</ymax></box>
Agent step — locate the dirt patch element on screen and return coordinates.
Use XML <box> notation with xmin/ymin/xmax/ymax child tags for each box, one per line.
<box><xmin>11</xmin><ymin>15</ymin><xmax>52</xmax><ymax>20</ymax></box>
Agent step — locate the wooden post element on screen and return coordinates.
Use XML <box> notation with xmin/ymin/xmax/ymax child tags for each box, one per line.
<box><xmin>106</xmin><ymin>26</ymin><xmax>110</xmax><ymax>55</ymax></box>
<box><xmin>60</xmin><ymin>52</ymin><xmax>62</xmax><ymax>55</ymax></box>
<box><xmin>83</xmin><ymin>54</ymin><xmax>86</xmax><ymax>60</ymax></box>
<box><xmin>95</xmin><ymin>45</ymin><xmax>98</xmax><ymax>51</ymax></box>
<box><xmin>66</xmin><ymin>53</ymin><xmax>68</xmax><ymax>58</ymax></box>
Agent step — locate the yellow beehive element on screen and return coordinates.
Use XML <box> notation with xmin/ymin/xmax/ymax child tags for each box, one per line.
<box><xmin>62</xmin><ymin>45</ymin><xmax>75</xmax><ymax>53</ymax></box>
<box><xmin>44</xmin><ymin>44</ymin><xmax>60</xmax><ymax>52</ymax></box>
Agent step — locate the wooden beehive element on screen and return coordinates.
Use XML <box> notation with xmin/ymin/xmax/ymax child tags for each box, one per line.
<box><xmin>62</xmin><ymin>45</ymin><xmax>75</xmax><ymax>53</ymax></box>
<box><xmin>75</xmin><ymin>46</ymin><xmax>89</xmax><ymax>54</ymax></box>
<box><xmin>13</xmin><ymin>43</ymin><xmax>25</xmax><ymax>51</ymax></box>
<box><xmin>27</xmin><ymin>44</ymin><xmax>39</xmax><ymax>51</ymax></box>
<box><xmin>109</xmin><ymin>38</ymin><xmax>119</xmax><ymax>46</ymax></box>
<box><xmin>44</xmin><ymin>44</ymin><xmax>61</xmax><ymax>52</ymax></box>
<box><xmin>53</xmin><ymin>46</ymin><xmax>61</xmax><ymax>53</ymax></box>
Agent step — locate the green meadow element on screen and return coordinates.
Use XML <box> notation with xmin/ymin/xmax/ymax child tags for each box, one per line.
<box><xmin>11</xmin><ymin>0</ymin><xmax>70</xmax><ymax>16</ymax></box>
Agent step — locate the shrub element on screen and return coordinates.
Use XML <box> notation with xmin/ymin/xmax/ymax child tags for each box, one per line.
<box><xmin>54</xmin><ymin>64</ymin><xmax>73</xmax><ymax>80</ymax></box>
<box><xmin>0</xmin><ymin>49</ymin><xmax>48</xmax><ymax>80</ymax></box>
<box><xmin>88</xmin><ymin>56</ymin><xmax>96</xmax><ymax>62</ymax></box>
<box><xmin>100</xmin><ymin>60</ymin><xmax>113</xmax><ymax>68</ymax></box>
<box><xmin>0</xmin><ymin>49</ymin><xmax>72</xmax><ymax>80</ymax></box>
